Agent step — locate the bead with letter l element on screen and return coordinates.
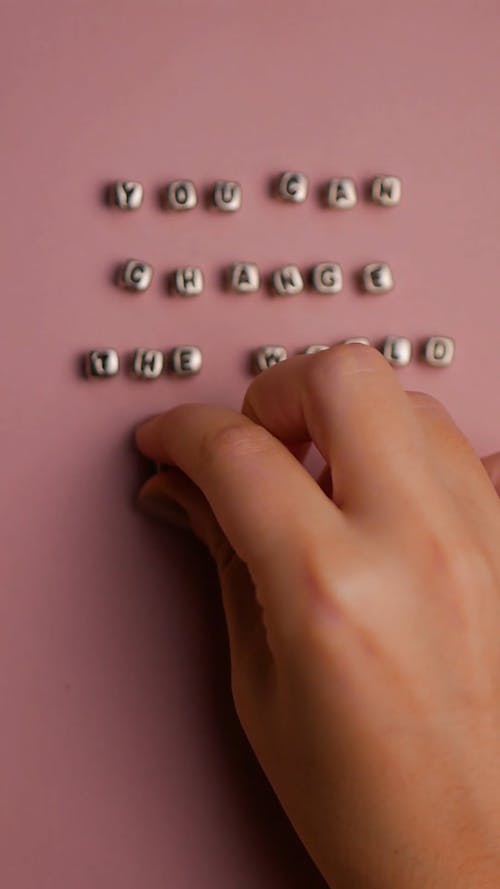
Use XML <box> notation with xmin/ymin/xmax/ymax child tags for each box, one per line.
<box><xmin>382</xmin><ymin>336</ymin><xmax>412</xmax><ymax>367</ymax></box>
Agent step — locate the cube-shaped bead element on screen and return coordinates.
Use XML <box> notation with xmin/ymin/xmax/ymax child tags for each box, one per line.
<box><xmin>253</xmin><ymin>346</ymin><xmax>288</xmax><ymax>372</ymax></box>
<box><xmin>361</xmin><ymin>263</ymin><xmax>394</xmax><ymax>294</ymax></box>
<box><xmin>211</xmin><ymin>181</ymin><xmax>241</xmax><ymax>211</ymax></box>
<box><xmin>381</xmin><ymin>336</ymin><xmax>412</xmax><ymax>367</ymax></box>
<box><xmin>304</xmin><ymin>345</ymin><xmax>330</xmax><ymax>354</ymax></box>
<box><xmin>229</xmin><ymin>263</ymin><xmax>260</xmax><ymax>293</ymax></box>
<box><xmin>326</xmin><ymin>178</ymin><xmax>357</xmax><ymax>209</ymax></box>
<box><xmin>272</xmin><ymin>265</ymin><xmax>304</xmax><ymax>295</ymax></box>
<box><xmin>164</xmin><ymin>180</ymin><xmax>197</xmax><ymax>210</ymax></box>
<box><xmin>132</xmin><ymin>349</ymin><xmax>164</xmax><ymax>379</ymax></box>
<box><xmin>311</xmin><ymin>262</ymin><xmax>343</xmax><ymax>294</ymax></box>
<box><xmin>119</xmin><ymin>259</ymin><xmax>153</xmax><ymax>292</ymax></box>
<box><xmin>276</xmin><ymin>171</ymin><xmax>308</xmax><ymax>203</ymax></box>
<box><xmin>343</xmin><ymin>337</ymin><xmax>371</xmax><ymax>346</ymax></box>
<box><xmin>110</xmin><ymin>181</ymin><xmax>143</xmax><ymax>210</ymax></box>
<box><xmin>173</xmin><ymin>267</ymin><xmax>204</xmax><ymax>296</ymax></box>
<box><xmin>85</xmin><ymin>349</ymin><xmax>120</xmax><ymax>378</ymax></box>
<box><xmin>169</xmin><ymin>346</ymin><xmax>203</xmax><ymax>376</ymax></box>
<box><xmin>423</xmin><ymin>336</ymin><xmax>455</xmax><ymax>367</ymax></box>
<box><xmin>371</xmin><ymin>176</ymin><xmax>402</xmax><ymax>207</ymax></box>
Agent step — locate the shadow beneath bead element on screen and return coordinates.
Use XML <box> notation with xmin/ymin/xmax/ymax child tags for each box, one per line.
<box><xmin>98</xmin><ymin>182</ymin><xmax>113</xmax><ymax>208</ymax></box>
<box><xmin>361</xmin><ymin>176</ymin><xmax>375</xmax><ymax>203</ymax></box>
<box><xmin>75</xmin><ymin>352</ymin><xmax>88</xmax><ymax>379</ymax></box>
<box><xmin>155</xmin><ymin>185</ymin><xmax>167</xmax><ymax>211</ymax></box>
<box><xmin>316</xmin><ymin>180</ymin><xmax>330</xmax><ymax>208</ymax></box>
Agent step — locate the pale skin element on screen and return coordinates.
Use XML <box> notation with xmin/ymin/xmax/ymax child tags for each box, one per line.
<box><xmin>135</xmin><ymin>344</ymin><xmax>500</xmax><ymax>888</ymax></box>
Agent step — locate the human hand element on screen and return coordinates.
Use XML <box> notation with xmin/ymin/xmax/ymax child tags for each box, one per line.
<box><xmin>135</xmin><ymin>345</ymin><xmax>500</xmax><ymax>889</ymax></box>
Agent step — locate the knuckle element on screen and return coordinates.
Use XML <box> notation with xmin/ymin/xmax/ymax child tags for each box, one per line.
<box><xmin>199</xmin><ymin>421</ymin><xmax>274</xmax><ymax>468</ymax></box>
<box><xmin>294</xmin><ymin>544</ymin><xmax>351</xmax><ymax>639</ymax></box>
<box><xmin>412</xmin><ymin>516</ymin><xmax>492</xmax><ymax>600</ymax></box>
<box><xmin>418</xmin><ymin>527</ymin><xmax>460</xmax><ymax>581</ymax></box>
<box><xmin>305</xmin><ymin>342</ymin><xmax>384</xmax><ymax>389</ymax></box>
<box><xmin>408</xmin><ymin>390</ymin><xmax>446</xmax><ymax>414</ymax></box>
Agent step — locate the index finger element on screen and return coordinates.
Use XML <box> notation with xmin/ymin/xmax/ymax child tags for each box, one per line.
<box><xmin>242</xmin><ymin>344</ymin><xmax>429</xmax><ymax>514</ymax></box>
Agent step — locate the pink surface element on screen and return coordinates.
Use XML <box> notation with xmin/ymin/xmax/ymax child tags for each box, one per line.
<box><xmin>1</xmin><ymin>1</ymin><xmax>499</xmax><ymax>886</ymax></box>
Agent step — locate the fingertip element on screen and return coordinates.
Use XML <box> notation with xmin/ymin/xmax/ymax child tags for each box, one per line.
<box><xmin>135</xmin><ymin>414</ymin><xmax>162</xmax><ymax>456</ymax></box>
<box><xmin>137</xmin><ymin>473</ymin><xmax>192</xmax><ymax>531</ymax></box>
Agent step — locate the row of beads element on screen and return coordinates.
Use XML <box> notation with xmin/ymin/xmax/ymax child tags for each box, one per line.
<box><xmin>117</xmin><ymin>260</ymin><xmax>394</xmax><ymax>295</ymax></box>
<box><xmin>109</xmin><ymin>175</ymin><xmax>401</xmax><ymax>212</ymax></box>
<box><xmin>84</xmin><ymin>337</ymin><xmax>454</xmax><ymax>380</ymax></box>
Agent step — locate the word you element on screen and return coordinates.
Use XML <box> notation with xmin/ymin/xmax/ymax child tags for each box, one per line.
<box><xmin>108</xmin><ymin>173</ymin><xmax>401</xmax><ymax>212</ymax></box>
<box><xmin>83</xmin><ymin>336</ymin><xmax>455</xmax><ymax>382</ymax></box>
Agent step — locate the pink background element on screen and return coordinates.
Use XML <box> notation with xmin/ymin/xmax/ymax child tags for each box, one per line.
<box><xmin>1</xmin><ymin>1</ymin><xmax>499</xmax><ymax>886</ymax></box>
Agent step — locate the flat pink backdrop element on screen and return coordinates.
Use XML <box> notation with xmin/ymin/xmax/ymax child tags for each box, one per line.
<box><xmin>1</xmin><ymin>1</ymin><xmax>499</xmax><ymax>886</ymax></box>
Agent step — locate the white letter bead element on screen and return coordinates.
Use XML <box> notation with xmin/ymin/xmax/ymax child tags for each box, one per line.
<box><xmin>165</xmin><ymin>180</ymin><xmax>197</xmax><ymax>210</ymax></box>
<box><xmin>229</xmin><ymin>263</ymin><xmax>260</xmax><ymax>293</ymax></box>
<box><xmin>211</xmin><ymin>181</ymin><xmax>242</xmax><ymax>211</ymax></box>
<box><xmin>111</xmin><ymin>180</ymin><xmax>143</xmax><ymax>210</ymax></box>
<box><xmin>424</xmin><ymin>336</ymin><xmax>455</xmax><ymax>367</ymax></box>
<box><xmin>277</xmin><ymin>172</ymin><xmax>308</xmax><ymax>203</ymax></box>
<box><xmin>311</xmin><ymin>262</ymin><xmax>343</xmax><ymax>294</ymax></box>
<box><xmin>371</xmin><ymin>176</ymin><xmax>402</xmax><ymax>207</ymax></box>
<box><xmin>343</xmin><ymin>337</ymin><xmax>371</xmax><ymax>345</ymax></box>
<box><xmin>85</xmin><ymin>349</ymin><xmax>119</xmax><ymax>378</ymax></box>
<box><xmin>174</xmin><ymin>267</ymin><xmax>204</xmax><ymax>296</ymax></box>
<box><xmin>132</xmin><ymin>349</ymin><xmax>164</xmax><ymax>379</ymax></box>
<box><xmin>169</xmin><ymin>346</ymin><xmax>202</xmax><ymax>376</ymax></box>
<box><xmin>119</xmin><ymin>259</ymin><xmax>153</xmax><ymax>292</ymax></box>
<box><xmin>361</xmin><ymin>263</ymin><xmax>394</xmax><ymax>294</ymax></box>
<box><xmin>253</xmin><ymin>346</ymin><xmax>288</xmax><ymax>372</ymax></box>
<box><xmin>326</xmin><ymin>178</ymin><xmax>357</xmax><ymax>209</ymax></box>
<box><xmin>382</xmin><ymin>337</ymin><xmax>412</xmax><ymax>367</ymax></box>
<box><xmin>304</xmin><ymin>345</ymin><xmax>330</xmax><ymax>354</ymax></box>
<box><xmin>272</xmin><ymin>265</ymin><xmax>304</xmax><ymax>295</ymax></box>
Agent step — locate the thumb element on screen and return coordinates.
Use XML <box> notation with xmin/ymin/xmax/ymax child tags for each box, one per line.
<box><xmin>137</xmin><ymin>467</ymin><xmax>235</xmax><ymax>569</ymax></box>
<box><xmin>136</xmin><ymin>469</ymin><xmax>272</xmax><ymax>693</ymax></box>
<box><xmin>482</xmin><ymin>451</ymin><xmax>500</xmax><ymax>496</ymax></box>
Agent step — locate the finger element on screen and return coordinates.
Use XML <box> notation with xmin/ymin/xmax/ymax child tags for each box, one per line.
<box><xmin>242</xmin><ymin>344</ymin><xmax>427</xmax><ymax>513</ymax></box>
<box><xmin>482</xmin><ymin>452</ymin><xmax>500</xmax><ymax>496</ymax></box>
<box><xmin>137</xmin><ymin>469</ymin><xmax>272</xmax><ymax>680</ymax></box>
<box><xmin>138</xmin><ymin>467</ymin><xmax>232</xmax><ymax>564</ymax></box>
<box><xmin>135</xmin><ymin>405</ymin><xmax>341</xmax><ymax>639</ymax></box>
<box><xmin>243</xmin><ymin>398</ymin><xmax>311</xmax><ymax>466</ymax></box>
<box><xmin>407</xmin><ymin>393</ymin><xmax>500</xmax><ymax>507</ymax></box>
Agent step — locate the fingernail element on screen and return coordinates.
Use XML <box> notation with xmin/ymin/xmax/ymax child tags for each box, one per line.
<box><xmin>137</xmin><ymin>488</ymin><xmax>191</xmax><ymax>530</ymax></box>
<box><xmin>135</xmin><ymin>415</ymin><xmax>161</xmax><ymax>453</ymax></box>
